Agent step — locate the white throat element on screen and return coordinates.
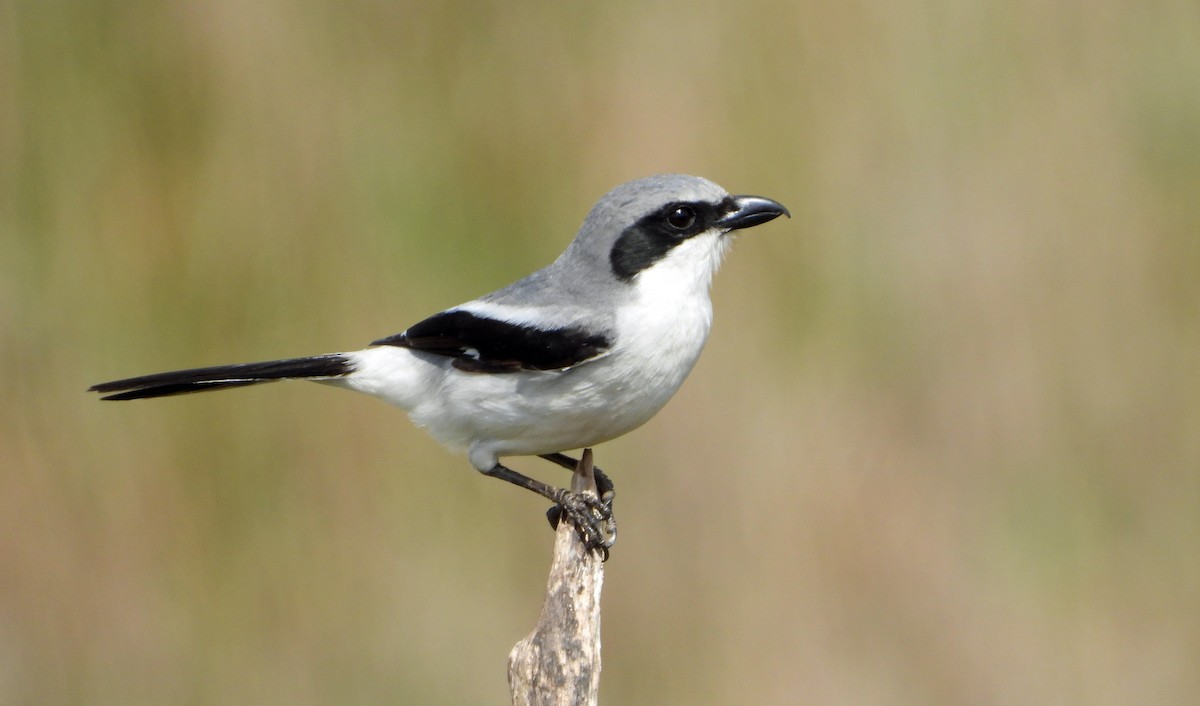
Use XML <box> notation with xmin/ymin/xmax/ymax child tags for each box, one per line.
<box><xmin>615</xmin><ymin>231</ymin><xmax>731</xmax><ymax>385</ymax></box>
<box><xmin>633</xmin><ymin>231</ymin><xmax>732</xmax><ymax>303</ymax></box>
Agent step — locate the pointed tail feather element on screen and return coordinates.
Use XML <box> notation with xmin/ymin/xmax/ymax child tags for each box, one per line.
<box><xmin>89</xmin><ymin>354</ymin><xmax>353</xmax><ymax>401</ymax></box>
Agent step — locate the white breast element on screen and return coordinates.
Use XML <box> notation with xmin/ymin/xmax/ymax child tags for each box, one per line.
<box><xmin>605</xmin><ymin>231</ymin><xmax>728</xmax><ymax>422</ymax></box>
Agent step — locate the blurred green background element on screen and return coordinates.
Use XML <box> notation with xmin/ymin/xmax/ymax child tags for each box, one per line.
<box><xmin>4</xmin><ymin>0</ymin><xmax>1199</xmax><ymax>703</ymax></box>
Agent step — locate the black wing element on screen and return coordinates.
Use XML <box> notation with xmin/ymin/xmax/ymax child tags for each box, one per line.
<box><xmin>371</xmin><ymin>310</ymin><xmax>611</xmax><ymax>373</ymax></box>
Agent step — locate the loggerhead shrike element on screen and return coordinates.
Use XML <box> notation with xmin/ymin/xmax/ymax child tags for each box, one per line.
<box><xmin>90</xmin><ymin>174</ymin><xmax>789</xmax><ymax>551</ymax></box>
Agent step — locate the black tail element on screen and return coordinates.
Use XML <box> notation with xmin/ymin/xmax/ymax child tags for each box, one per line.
<box><xmin>89</xmin><ymin>354</ymin><xmax>353</xmax><ymax>401</ymax></box>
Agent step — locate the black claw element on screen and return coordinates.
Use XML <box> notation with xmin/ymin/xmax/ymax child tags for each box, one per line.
<box><xmin>517</xmin><ymin>454</ymin><xmax>619</xmax><ymax>558</ymax></box>
<box><xmin>548</xmin><ymin>490</ymin><xmax>617</xmax><ymax>559</ymax></box>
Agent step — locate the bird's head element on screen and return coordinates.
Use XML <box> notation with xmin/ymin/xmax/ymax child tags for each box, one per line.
<box><xmin>562</xmin><ymin>175</ymin><xmax>789</xmax><ymax>293</ymax></box>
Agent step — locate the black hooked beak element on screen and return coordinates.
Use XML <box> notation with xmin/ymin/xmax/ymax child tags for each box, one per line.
<box><xmin>717</xmin><ymin>195</ymin><xmax>791</xmax><ymax>231</ymax></box>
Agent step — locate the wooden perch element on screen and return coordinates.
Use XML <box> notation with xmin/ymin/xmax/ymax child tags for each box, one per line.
<box><xmin>508</xmin><ymin>448</ymin><xmax>605</xmax><ymax>706</ymax></box>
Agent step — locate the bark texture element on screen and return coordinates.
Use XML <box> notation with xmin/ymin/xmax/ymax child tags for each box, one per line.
<box><xmin>507</xmin><ymin>449</ymin><xmax>604</xmax><ymax>706</ymax></box>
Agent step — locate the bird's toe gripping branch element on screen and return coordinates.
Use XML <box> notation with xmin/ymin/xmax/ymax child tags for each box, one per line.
<box><xmin>541</xmin><ymin>451</ymin><xmax>616</xmax><ymax>558</ymax></box>
<box><xmin>483</xmin><ymin>451</ymin><xmax>616</xmax><ymax>560</ymax></box>
<box><xmin>547</xmin><ymin>489</ymin><xmax>617</xmax><ymax>559</ymax></box>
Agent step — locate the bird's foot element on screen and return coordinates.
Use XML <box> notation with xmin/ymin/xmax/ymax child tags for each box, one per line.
<box><xmin>546</xmin><ymin>489</ymin><xmax>617</xmax><ymax>560</ymax></box>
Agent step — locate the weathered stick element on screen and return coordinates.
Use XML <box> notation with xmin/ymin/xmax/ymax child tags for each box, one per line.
<box><xmin>507</xmin><ymin>448</ymin><xmax>605</xmax><ymax>706</ymax></box>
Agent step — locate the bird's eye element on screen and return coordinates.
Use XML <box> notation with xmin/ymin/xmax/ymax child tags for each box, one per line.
<box><xmin>666</xmin><ymin>205</ymin><xmax>696</xmax><ymax>231</ymax></box>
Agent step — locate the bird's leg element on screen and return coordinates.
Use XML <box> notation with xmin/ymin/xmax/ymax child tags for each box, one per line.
<box><xmin>539</xmin><ymin>452</ymin><xmax>616</xmax><ymax>506</ymax></box>
<box><xmin>482</xmin><ymin>463</ymin><xmax>616</xmax><ymax>553</ymax></box>
<box><xmin>538</xmin><ymin>453</ymin><xmax>616</xmax><ymax>549</ymax></box>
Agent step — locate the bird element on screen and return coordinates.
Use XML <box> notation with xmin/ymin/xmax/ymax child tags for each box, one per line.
<box><xmin>90</xmin><ymin>174</ymin><xmax>789</xmax><ymax>551</ymax></box>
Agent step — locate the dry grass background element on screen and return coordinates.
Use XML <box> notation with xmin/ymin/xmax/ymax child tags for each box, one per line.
<box><xmin>3</xmin><ymin>0</ymin><xmax>1199</xmax><ymax>704</ymax></box>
